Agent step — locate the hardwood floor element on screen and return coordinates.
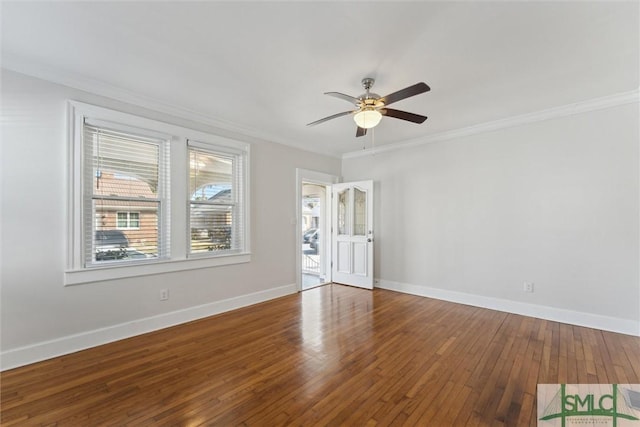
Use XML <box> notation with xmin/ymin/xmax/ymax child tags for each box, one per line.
<box><xmin>1</xmin><ymin>284</ymin><xmax>639</xmax><ymax>426</ymax></box>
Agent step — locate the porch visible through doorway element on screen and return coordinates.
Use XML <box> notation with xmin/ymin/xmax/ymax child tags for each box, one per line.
<box><xmin>301</xmin><ymin>182</ymin><xmax>327</xmax><ymax>290</ymax></box>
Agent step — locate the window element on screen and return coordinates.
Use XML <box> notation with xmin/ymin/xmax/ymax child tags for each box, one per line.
<box><xmin>116</xmin><ymin>212</ymin><xmax>140</xmax><ymax>229</ymax></box>
<box><xmin>188</xmin><ymin>143</ymin><xmax>245</xmax><ymax>256</ymax></box>
<box><xmin>84</xmin><ymin>122</ymin><xmax>167</xmax><ymax>266</ymax></box>
<box><xmin>67</xmin><ymin>101</ymin><xmax>250</xmax><ymax>285</ymax></box>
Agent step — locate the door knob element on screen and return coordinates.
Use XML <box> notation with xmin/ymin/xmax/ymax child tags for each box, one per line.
<box><xmin>367</xmin><ymin>238</ymin><xmax>372</xmax><ymax>242</ymax></box>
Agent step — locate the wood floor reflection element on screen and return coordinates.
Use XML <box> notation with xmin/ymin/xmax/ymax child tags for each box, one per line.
<box><xmin>1</xmin><ymin>284</ymin><xmax>639</xmax><ymax>426</ymax></box>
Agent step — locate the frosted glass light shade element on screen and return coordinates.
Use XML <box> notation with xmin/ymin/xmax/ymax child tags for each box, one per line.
<box><xmin>353</xmin><ymin>109</ymin><xmax>382</xmax><ymax>129</ymax></box>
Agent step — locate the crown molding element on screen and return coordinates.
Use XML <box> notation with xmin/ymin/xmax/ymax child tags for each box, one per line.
<box><xmin>2</xmin><ymin>53</ymin><xmax>636</xmax><ymax>162</ymax></box>
<box><xmin>342</xmin><ymin>88</ymin><xmax>640</xmax><ymax>160</ymax></box>
<box><xmin>1</xmin><ymin>53</ymin><xmax>343</xmax><ymax>159</ymax></box>
<box><xmin>1</xmin><ymin>53</ymin><xmax>244</xmax><ymax>134</ymax></box>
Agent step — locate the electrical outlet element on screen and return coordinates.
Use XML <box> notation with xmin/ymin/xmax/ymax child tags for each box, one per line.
<box><xmin>524</xmin><ymin>282</ymin><xmax>534</xmax><ymax>293</ymax></box>
<box><xmin>160</xmin><ymin>289</ymin><xmax>169</xmax><ymax>301</ymax></box>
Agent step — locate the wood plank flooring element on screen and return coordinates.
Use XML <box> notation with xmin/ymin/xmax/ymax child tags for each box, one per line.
<box><xmin>1</xmin><ymin>284</ymin><xmax>639</xmax><ymax>426</ymax></box>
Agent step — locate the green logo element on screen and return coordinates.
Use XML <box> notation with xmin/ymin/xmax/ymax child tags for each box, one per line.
<box><xmin>538</xmin><ymin>384</ymin><xmax>640</xmax><ymax>426</ymax></box>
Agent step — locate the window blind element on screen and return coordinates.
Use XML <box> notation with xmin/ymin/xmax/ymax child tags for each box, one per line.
<box><xmin>83</xmin><ymin>122</ymin><xmax>169</xmax><ymax>266</ymax></box>
<box><xmin>187</xmin><ymin>141</ymin><xmax>246</xmax><ymax>255</ymax></box>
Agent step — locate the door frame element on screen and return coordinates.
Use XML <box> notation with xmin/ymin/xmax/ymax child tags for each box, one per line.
<box><xmin>295</xmin><ymin>169</ymin><xmax>339</xmax><ymax>292</ymax></box>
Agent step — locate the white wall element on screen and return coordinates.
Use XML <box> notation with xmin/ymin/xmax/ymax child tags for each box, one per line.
<box><xmin>0</xmin><ymin>70</ymin><xmax>341</xmax><ymax>368</ymax></box>
<box><xmin>343</xmin><ymin>102</ymin><xmax>639</xmax><ymax>335</ymax></box>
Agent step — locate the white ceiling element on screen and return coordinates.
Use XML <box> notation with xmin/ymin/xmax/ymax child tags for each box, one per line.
<box><xmin>2</xmin><ymin>1</ymin><xmax>638</xmax><ymax>157</ymax></box>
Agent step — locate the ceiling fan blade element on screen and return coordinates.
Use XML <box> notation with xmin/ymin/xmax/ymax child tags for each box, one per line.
<box><xmin>379</xmin><ymin>82</ymin><xmax>430</xmax><ymax>107</ymax></box>
<box><xmin>356</xmin><ymin>127</ymin><xmax>367</xmax><ymax>137</ymax></box>
<box><xmin>307</xmin><ymin>110</ymin><xmax>355</xmax><ymax>126</ymax></box>
<box><xmin>381</xmin><ymin>108</ymin><xmax>428</xmax><ymax>124</ymax></box>
<box><xmin>325</xmin><ymin>92</ymin><xmax>362</xmax><ymax>105</ymax></box>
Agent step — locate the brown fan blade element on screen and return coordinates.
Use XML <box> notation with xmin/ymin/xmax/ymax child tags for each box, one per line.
<box><xmin>381</xmin><ymin>108</ymin><xmax>428</xmax><ymax>124</ymax></box>
<box><xmin>356</xmin><ymin>127</ymin><xmax>367</xmax><ymax>137</ymax></box>
<box><xmin>325</xmin><ymin>92</ymin><xmax>362</xmax><ymax>105</ymax></box>
<box><xmin>307</xmin><ymin>110</ymin><xmax>355</xmax><ymax>126</ymax></box>
<box><xmin>379</xmin><ymin>82</ymin><xmax>430</xmax><ymax>107</ymax></box>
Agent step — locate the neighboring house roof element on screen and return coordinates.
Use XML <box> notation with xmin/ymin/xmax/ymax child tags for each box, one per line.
<box><xmin>209</xmin><ymin>189</ymin><xmax>231</xmax><ymax>202</ymax></box>
<box><xmin>192</xmin><ymin>184</ymin><xmax>232</xmax><ymax>202</ymax></box>
<box><xmin>95</xmin><ymin>172</ymin><xmax>156</xmax><ymax>198</ymax></box>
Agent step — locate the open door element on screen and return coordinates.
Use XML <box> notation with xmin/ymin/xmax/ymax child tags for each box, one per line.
<box><xmin>331</xmin><ymin>180</ymin><xmax>374</xmax><ymax>289</ymax></box>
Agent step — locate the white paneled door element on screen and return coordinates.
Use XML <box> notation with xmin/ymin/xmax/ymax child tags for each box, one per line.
<box><xmin>331</xmin><ymin>180</ymin><xmax>374</xmax><ymax>289</ymax></box>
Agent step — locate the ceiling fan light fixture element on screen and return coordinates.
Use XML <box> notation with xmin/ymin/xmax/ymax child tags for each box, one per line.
<box><xmin>353</xmin><ymin>108</ymin><xmax>382</xmax><ymax>129</ymax></box>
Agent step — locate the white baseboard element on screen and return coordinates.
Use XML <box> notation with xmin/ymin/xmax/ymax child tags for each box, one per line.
<box><xmin>1</xmin><ymin>283</ymin><xmax>297</xmax><ymax>371</ymax></box>
<box><xmin>376</xmin><ymin>279</ymin><xmax>640</xmax><ymax>337</ymax></box>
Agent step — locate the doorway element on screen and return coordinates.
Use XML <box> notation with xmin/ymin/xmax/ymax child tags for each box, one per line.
<box><xmin>296</xmin><ymin>169</ymin><xmax>337</xmax><ymax>291</ymax></box>
<box><xmin>301</xmin><ymin>183</ymin><xmax>326</xmax><ymax>290</ymax></box>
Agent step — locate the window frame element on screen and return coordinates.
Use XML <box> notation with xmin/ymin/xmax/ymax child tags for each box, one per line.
<box><xmin>187</xmin><ymin>140</ymin><xmax>246</xmax><ymax>258</ymax></box>
<box><xmin>116</xmin><ymin>211</ymin><xmax>141</xmax><ymax>230</ymax></box>
<box><xmin>67</xmin><ymin>101</ymin><xmax>250</xmax><ymax>286</ymax></box>
<box><xmin>83</xmin><ymin>121</ymin><xmax>169</xmax><ymax>270</ymax></box>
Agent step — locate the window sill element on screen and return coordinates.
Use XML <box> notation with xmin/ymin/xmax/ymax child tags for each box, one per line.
<box><xmin>65</xmin><ymin>253</ymin><xmax>251</xmax><ymax>286</ymax></box>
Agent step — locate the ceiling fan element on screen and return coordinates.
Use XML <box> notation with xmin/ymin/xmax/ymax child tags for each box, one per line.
<box><xmin>307</xmin><ymin>78</ymin><xmax>430</xmax><ymax>137</ymax></box>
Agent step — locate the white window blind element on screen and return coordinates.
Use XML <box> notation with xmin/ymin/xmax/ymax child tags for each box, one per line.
<box><xmin>188</xmin><ymin>141</ymin><xmax>246</xmax><ymax>256</ymax></box>
<box><xmin>83</xmin><ymin>122</ymin><xmax>169</xmax><ymax>266</ymax></box>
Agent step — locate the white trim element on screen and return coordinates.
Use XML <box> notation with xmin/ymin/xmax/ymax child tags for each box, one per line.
<box><xmin>2</xmin><ymin>54</ymin><xmax>338</xmax><ymax>158</ymax></box>
<box><xmin>5</xmin><ymin>55</ymin><xmax>636</xmax><ymax>161</ymax></box>
<box><xmin>0</xmin><ymin>283</ymin><xmax>297</xmax><ymax>371</ymax></box>
<box><xmin>376</xmin><ymin>279</ymin><xmax>640</xmax><ymax>337</ymax></box>
<box><xmin>343</xmin><ymin>89</ymin><xmax>640</xmax><ymax>159</ymax></box>
<box><xmin>70</xmin><ymin>101</ymin><xmax>250</xmax><ymax>153</ymax></box>
<box><xmin>65</xmin><ymin>253</ymin><xmax>251</xmax><ymax>285</ymax></box>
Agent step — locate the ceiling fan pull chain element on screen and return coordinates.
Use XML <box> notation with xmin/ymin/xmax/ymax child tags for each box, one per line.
<box><xmin>371</xmin><ymin>127</ymin><xmax>376</xmax><ymax>155</ymax></box>
<box><xmin>364</xmin><ymin>126</ymin><xmax>376</xmax><ymax>153</ymax></box>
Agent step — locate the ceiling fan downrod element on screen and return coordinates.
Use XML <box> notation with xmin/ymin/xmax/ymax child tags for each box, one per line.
<box><xmin>360</xmin><ymin>78</ymin><xmax>379</xmax><ymax>103</ymax></box>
